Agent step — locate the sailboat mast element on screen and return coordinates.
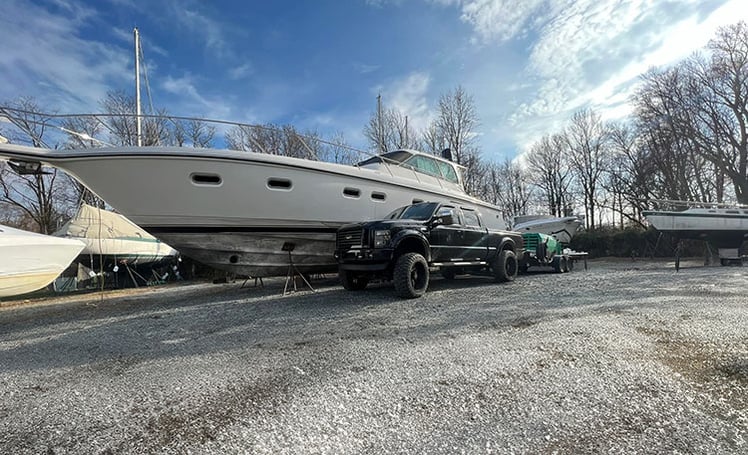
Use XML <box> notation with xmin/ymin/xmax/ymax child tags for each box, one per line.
<box><xmin>134</xmin><ymin>27</ymin><xmax>142</xmax><ymax>147</ymax></box>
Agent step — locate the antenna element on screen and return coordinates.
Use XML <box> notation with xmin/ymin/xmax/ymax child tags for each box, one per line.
<box><xmin>134</xmin><ymin>27</ymin><xmax>142</xmax><ymax>147</ymax></box>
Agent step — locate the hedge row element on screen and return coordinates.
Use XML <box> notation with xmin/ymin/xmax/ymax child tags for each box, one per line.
<box><xmin>567</xmin><ymin>226</ymin><xmax>707</xmax><ymax>258</ymax></box>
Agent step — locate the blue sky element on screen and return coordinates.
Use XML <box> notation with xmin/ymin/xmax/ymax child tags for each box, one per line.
<box><xmin>1</xmin><ymin>0</ymin><xmax>746</xmax><ymax>161</ymax></box>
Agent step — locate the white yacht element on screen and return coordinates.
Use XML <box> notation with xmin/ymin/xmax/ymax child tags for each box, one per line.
<box><xmin>0</xmin><ymin>143</ymin><xmax>507</xmax><ymax>276</ymax></box>
<box><xmin>512</xmin><ymin>215</ymin><xmax>584</xmax><ymax>244</ymax></box>
<box><xmin>0</xmin><ymin>224</ymin><xmax>85</xmax><ymax>297</ymax></box>
<box><xmin>643</xmin><ymin>205</ymin><xmax>748</xmax><ymax>261</ymax></box>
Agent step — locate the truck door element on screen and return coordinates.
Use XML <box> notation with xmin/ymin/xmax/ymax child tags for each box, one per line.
<box><xmin>459</xmin><ymin>207</ymin><xmax>489</xmax><ymax>261</ymax></box>
<box><xmin>430</xmin><ymin>205</ymin><xmax>463</xmax><ymax>262</ymax></box>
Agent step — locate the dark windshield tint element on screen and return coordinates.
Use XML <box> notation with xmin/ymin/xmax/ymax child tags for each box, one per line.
<box><xmin>398</xmin><ymin>202</ymin><xmax>439</xmax><ymax>220</ymax></box>
<box><xmin>357</xmin><ymin>150</ymin><xmax>413</xmax><ymax>166</ymax></box>
<box><xmin>385</xmin><ymin>206</ymin><xmax>406</xmax><ymax>219</ymax></box>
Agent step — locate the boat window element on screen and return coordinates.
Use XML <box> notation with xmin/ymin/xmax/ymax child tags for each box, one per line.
<box><xmin>436</xmin><ymin>161</ymin><xmax>459</xmax><ymax>184</ymax></box>
<box><xmin>405</xmin><ymin>155</ymin><xmax>441</xmax><ymax>177</ymax></box>
<box><xmin>191</xmin><ymin>173</ymin><xmax>222</xmax><ymax>185</ymax></box>
<box><xmin>343</xmin><ymin>187</ymin><xmax>361</xmax><ymax>198</ymax></box>
<box><xmin>267</xmin><ymin>178</ymin><xmax>293</xmax><ymax>190</ymax></box>
<box><xmin>726</xmin><ymin>210</ymin><xmax>739</xmax><ymax>214</ymax></box>
<box><xmin>461</xmin><ymin>208</ymin><xmax>481</xmax><ymax>227</ymax></box>
<box><xmin>371</xmin><ymin>191</ymin><xmax>386</xmax><ymax>201</ymax></box>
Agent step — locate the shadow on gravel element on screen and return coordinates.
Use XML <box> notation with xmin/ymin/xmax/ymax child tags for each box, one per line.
<box><xmin>0</xmin><ymin>265</ymin><xmax>744</xmax><ymax>375</ymax></box>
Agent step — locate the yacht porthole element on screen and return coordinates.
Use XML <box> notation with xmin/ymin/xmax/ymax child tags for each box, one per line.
<box><xmin>267</xmin><ymin>178</ymin><xmax>293</xmax><ymax>190</ymax></box>
<box><xmin>190</xmin><ymin>173</ymin><xmax>222</xmax><ymax>186</ymax></box>
<box><xmin>371</xmin><ymin>191</ymin><xmax>386</xmax><ymax>201</ymax></box>
<box><xmin>229</xmin><ymin>255</ymin><xmax>239</xmax><ymax>264</ymax></box>
<box><xmin>343</xmin><ymin>187</ymin><xmax>361</xmax><ymax>198</ymax></box>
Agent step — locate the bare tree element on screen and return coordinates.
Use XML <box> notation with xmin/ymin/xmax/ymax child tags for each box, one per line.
<box><xmin>436</xmin><ymin>86</ymin><xmax>478</xmax><ymax>166</ymax></box>
<box><xmin>484</xmin><ymin>159</ymin><xmax>533</xmax><ymax>221</ymax></box>
<box><xmin>565</xmin><ymin>109</ymin><xmax>610</xmax><ymax>228</ymax></box>
<box><xmin>363</xmin><ymin>105</ymin><xmax>419</xmax><ymax>152</ymax></box>
<box><xmin>0</xmin><ymin>98</ymin><xmax>74</xmax><ymax>233</ymax></box>
<box><xmin>421</xmin><ymin>120</ymin><xmax>447</xmax><ymax>155</ymax></box>
<box><xmin>525</xmin><ymin>134</ymin><xmax>575</xmax><ymax>217</ymax></box>
<box><xmin>683</xmin><ymin>22</ymin><xmax>748</xmax><ymax>203</ymax></box>
<box><xmin>225</xmin><ymin>123</ymin><xmax>319</xmax><ymax>159</ymax></box>
<box><xmin>173</xmin><ymin>118</ymin><xmax>216</xmax><ymax>148</ymax></box>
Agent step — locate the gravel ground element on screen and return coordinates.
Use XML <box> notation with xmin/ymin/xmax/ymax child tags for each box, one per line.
<box><xmin>0</xmin><ymin>258</ymin><xmax>746</xmax><ymax>454</ymax></box>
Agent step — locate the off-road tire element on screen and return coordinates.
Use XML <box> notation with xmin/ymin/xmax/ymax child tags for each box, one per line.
<box><xmin>493</xmin><ymin>250</ymin><xmax>518</xmax><ymax>282</ymax></box>
<box><xmin>393</xmin><ymin>252</ymin><xmax>429</xmax><ymax>298</ymax></box>
<box><xmin>339</xmin><ymin>269</ymin><xmax>369</xmax><ymax>291</ymax></box>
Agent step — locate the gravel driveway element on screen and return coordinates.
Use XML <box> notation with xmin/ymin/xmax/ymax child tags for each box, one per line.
<box><xmin>0</xmin><ymin>259</ymin><xmax>746</xmax><ymax>454</ymax></box>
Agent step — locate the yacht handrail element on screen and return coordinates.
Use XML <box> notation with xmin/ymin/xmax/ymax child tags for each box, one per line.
<box><xmin>645</xmin><ymin>199</ymin><xmax>748</xmax><ymax>209</ymax></box>
<box><xmin>0</xmin><ymin>106</ymin><xmax>462</xmax><ymax>191</ymax></box>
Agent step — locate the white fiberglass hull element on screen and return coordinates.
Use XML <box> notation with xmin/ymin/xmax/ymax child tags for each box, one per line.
<box><xmin>512</xmin><ymin>216</ymin><xmax>584</xmax><ymax>244</ymax></box>
<box><xmin>643</xmin><ymin>208</ymin><xmax>748</xmax><ymax>249</ymax></box>
<box><xmin>0</xmin><ymin>225</ymin><xmax>85</xmax><ymax>297</ymax></box>
<box><xmin>0</xmin><ymin>144</ymin><xmax>505</xmax><ymax>277</ymax></box>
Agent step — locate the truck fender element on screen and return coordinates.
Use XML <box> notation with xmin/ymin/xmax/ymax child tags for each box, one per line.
<box><xmin>492</xmin><ymin>236</ymin><xmax>516</xmax><ymax>259</ymax></box>
<box><xmin>392</xmin><ymin>231</ymin><xmax>431</xmax><ymax>263</ymax></box>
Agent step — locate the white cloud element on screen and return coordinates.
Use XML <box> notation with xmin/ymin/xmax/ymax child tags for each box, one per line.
<box><xmin>459</xmin><ymin>0</ymin><xmax>546</xmax><ymax>44</ymax></box>
<box><xmin>228</xmin><ymin>63</ymin><xmax>254</xmax><ymax>80</ymax></box>
<box><xmin>376</xmin><ymin>71</ymin><xmax>433</xmax><ymax>131</ymax></box>
<box><xmin>161</xmin><ymin>74</ymin><xmax>232</xmax><ymax>120</ymax></box>
<box><xmin>453</xmin><ymin>0</ymin><xmax>748</xmax><ymax>153</ymax></box>
<box><xmin>0</xmin><ymin>0</ymin><xmax>131</xmax><ymax>112</ymax></box>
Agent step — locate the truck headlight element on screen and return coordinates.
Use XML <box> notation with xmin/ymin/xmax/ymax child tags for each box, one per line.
<box><xmin>374</xmin><ymin>230</ymin><xmax>391</xmax><ymax>248</ymax></box>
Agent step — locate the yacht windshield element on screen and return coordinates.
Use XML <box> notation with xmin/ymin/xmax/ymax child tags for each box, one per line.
<box><xmin>357</xmin><ymin>150</ymin><xmax>413</xmax><ymax>167</ymax></box>
<box><xmin>397</xmin><ymin>202</ymin><xmax>439</xmax><ymax>221</ymax></box>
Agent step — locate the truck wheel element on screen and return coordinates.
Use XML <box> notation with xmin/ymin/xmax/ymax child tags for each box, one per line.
<box><xmin>393</xmin><ymin>253</ymin><xmax>429</xmax><ymax>298</ymax></box>
<box><xmin>553</xmin><ymin>256</ymin><xmax>563</xmax><ymax>273</ymax></box>
<box><xmin>493</xmin><ymin>250</ymin><xmax>518</xmax><ymax>282</ymax></box>
<box><xmin>339</xmin><ymin>269</ymin><xmax>369</xmax><ymax>291</ymax></box>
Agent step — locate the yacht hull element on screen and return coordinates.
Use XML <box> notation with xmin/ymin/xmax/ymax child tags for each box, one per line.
<box><xmin>0</xmin><ymin>144</ymin><xmax>506</xmax><ymax>277</ymax></box>
<box><xmin>0</xmin><ymin>226</ymin><xmax>85</xmax><ymax>297</ymax></box>
<box><xmin>643</xmin><ymin>209</ymin><xmax>748</xmax><ymax>249</ymax></box>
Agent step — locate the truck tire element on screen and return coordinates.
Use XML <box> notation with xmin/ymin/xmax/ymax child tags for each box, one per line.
<box><xmin>393</xmin><ymin>252</ymin><xmax>429</xmax><ymax>298</ymax></box>
<box><xmin>552</xmin><ymin>256</ymin><xmax>563</xmax><ymax>273</ymax></box>
<box><xmin>339</xmin><ymin>269</ymin><xmax>369</xmax><ymax>291</ymax></box>
<box><xmin>493</xmin><ymin>250</ymin><xmax>518</xmax><ymax>282</ymax></box>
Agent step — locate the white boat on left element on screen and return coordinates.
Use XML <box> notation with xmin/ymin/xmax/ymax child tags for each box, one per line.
<box><xmin>0</xmin><ymin>224</ymin><xmax>85</xmax><ymax>297</ymax></box>
<box><xmin>54</xmin><ymin>203</ymin><xmax>178</xmax><ymax>269</ymax></box>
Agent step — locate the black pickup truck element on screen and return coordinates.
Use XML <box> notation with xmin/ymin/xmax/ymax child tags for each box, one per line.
<box><xmin>334</xmin><ymin>202</ymin><xmax>524</xmax><ymax>298</ymax></box>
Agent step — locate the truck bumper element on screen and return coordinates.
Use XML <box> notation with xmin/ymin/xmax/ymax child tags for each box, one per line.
<box><xmin>335</xmin><ymin>248</ymin><xmax>393</xmax><ymax>271</ymax></box>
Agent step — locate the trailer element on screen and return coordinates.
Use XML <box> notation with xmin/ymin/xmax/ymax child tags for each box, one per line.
<box><xmin>519</xmin><ymin>232</ymin><xmax>586</xmax><ymax>273</ymax></box>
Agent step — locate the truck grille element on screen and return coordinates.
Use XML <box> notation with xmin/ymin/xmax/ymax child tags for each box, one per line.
<box><xmin>337</xmin><ymin>227</ymin><xmax>364</xmax><ymax>250</ymax></box>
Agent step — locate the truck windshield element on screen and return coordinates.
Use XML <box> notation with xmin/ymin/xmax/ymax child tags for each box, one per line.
<box><xmin>397</xmin><ymin>202</ymin><xmax>439</xmax><ymax>220</ymax></box>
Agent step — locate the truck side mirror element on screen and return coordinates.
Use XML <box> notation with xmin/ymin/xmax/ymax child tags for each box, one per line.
<box><xmin>435</xmin><ymin>214</ymin><xmax>454</xmax><ymax>226</ymax></box>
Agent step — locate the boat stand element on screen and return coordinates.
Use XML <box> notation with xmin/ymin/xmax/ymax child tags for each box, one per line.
<box><xmin>281</xmin><ymin>242</ymin><xmax>315</xmax><ymax>295</ymax></box>
<box><xmin>241</xmin><ymin>276</ymin><xmax>264</xmax><ymax>288</ymax></box>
